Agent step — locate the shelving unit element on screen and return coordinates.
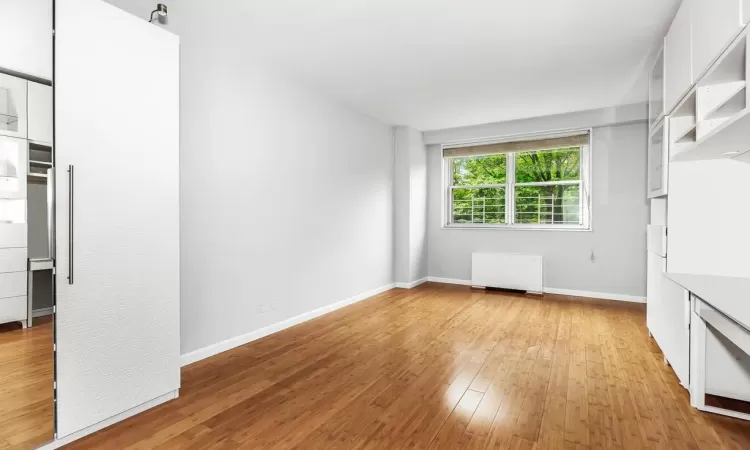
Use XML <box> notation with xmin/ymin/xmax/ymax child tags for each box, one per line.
<box><xmin>0</xmin><ymin>112</ymin><xmax>18</xmax><ymax>126</ymax></box>
<box><xmin>671</xmin><ymin>27</ymin><xmax>750</xmax><ymax>163</ymax></box>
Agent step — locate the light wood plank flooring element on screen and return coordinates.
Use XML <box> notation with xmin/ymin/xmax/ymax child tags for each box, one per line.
<box><xmin>0</xmin><ymin>318</ymin><xmax>54</xmax><ymax>450</ymax></box>
<box><xmin>67</xmin><ymin>282</ymin><xmax>750</xmax><ymax>449</ymax></box>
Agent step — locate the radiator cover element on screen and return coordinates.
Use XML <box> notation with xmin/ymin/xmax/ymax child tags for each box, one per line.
<box><xmin>471</xmin><ymin>252</ymin><xmax>543</xmax><ymax>293</ymax></box>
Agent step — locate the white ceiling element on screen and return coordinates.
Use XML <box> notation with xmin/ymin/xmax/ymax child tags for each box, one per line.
<box><xmin>204</xmin><ymin>0</ymin><xmax>681</xmax><ymax>130</ymax></box>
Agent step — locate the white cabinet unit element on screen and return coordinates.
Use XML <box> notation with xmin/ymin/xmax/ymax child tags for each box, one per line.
<box><xmin>648</xmin><ymin>118</ymin><xmax>669</xmax><ymax>198</ymax></box>
<box><xmin>691</xmin><ymin>0</ymin><xmax>743</xmax><ymax>81</ymax></box>
<box><xmin>670</xmin><ymin>29</ymin><xmax>750</xmax><ymax>162</ymax></box>
<box><xmin>0</xmin><ymin>74</ymin><xmax>28</xmax><ymax>140</ymax></box>
<box><xmin>649</xmin><ymin>44</ymin><xmax>666</xmax><ymax>129</ymax></box>
<box><xmin>647</xmin><ymin>251</ymin><xmax>665</xmax><ymax>335</ymax></box>
<box><xmin>659</xmin><ymin>277</ymin><xmax>691</xmax><ymax>388</ymax></box>
<box><xmin>0</xmin><ymin>0</ymin><xmax>53</xmax><ymax>80</ymax></box>
<box><xmin>27</xmin><ymin>82</ymin><xmax>53</xmax><ymax>144</ymax></box>
<box><xmin>55</xmin><ymin>0</ymin><xmax>180</xmax><ymax>438</ymax></box>
<box><xmin>665</xmin><ymin>0</ymin><xmax>693</xmax><ymax>114</ymax></box>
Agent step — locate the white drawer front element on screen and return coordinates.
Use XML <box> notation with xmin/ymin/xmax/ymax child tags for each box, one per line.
<box><xmin>0</xmin><ymin>223</ymin><xmax>27</xmax><ymax>248</ymax></box>
<box><xmin>0</xmin><ymin>271</ymin><xmax>26</xmax><ymax>298</ymax></box>
<box><xmin>0</xmin><ymin>247</ymin><xmax>26</xmax><ymax>273</ymax></box>
<box><xmin>0</xmin><ymin>295</ymin><xmax>26</xmax><ymax>323</ymax></box>
<box><xmin>647</xmin><ymin>224</ymin><xmax>668</xmax><ymax>257</ymax></box>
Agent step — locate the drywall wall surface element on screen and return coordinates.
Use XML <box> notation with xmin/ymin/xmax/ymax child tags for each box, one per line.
<box><xmin>393</xmin><ymin>126</ymin><xmax>427</xmax><ymax>284</ymax></box>
<box><xmin>423</xmin><ymin>103</ymin><xmax>648</xmax><ymax>145</ymax></box>
<box><xmin>427</xmin><ymin>121</ymin><xmax>649</xmax><ymax>296</ymax></box>
<box><xmin>104</xmin><ymin>0</ymin><xmax>395</xmax><ymax>355</ymax></box>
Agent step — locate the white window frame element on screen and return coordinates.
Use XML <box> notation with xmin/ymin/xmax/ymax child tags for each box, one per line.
<box><xmin>442</xmin><ymin>129</ymin><xmax>593</xmax><ymax>231</ymax></box>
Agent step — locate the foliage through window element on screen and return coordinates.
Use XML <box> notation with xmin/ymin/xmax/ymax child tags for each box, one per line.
<box><xmin>444</xmin><ymin>133</ymin><xmax>590</xmax><ymax>228</ymax></box>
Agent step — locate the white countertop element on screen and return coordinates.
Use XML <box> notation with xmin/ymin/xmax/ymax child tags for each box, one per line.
<box><xmin>667</xmin><ymin>272</ymin><xmax>750</xmax><ymax>329</ymax></box>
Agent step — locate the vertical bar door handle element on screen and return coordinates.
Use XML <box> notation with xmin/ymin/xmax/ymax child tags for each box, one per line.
<box><xmin>68</xmin><ymin>165</ymin><xmax>74</xmax><ymax>284</ymax></box>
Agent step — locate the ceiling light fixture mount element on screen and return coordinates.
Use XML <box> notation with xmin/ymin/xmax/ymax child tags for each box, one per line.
<box><xmin>149</xmin><ymin>4</ymin><xmax>168</xmax><ymax>23</ymax></box>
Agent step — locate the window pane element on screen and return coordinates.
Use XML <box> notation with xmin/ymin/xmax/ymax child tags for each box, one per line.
<box><xmin>515</xmin><ymin>184</ymin><xmax>580</xmax><ymax>225</ymax></box>
<box><xmin>452</xmin><ymin>187</ymin><xmax>505</xmax><ymax>224</ymax></box>
<box><xmin>452</xmin><ymin>154</ymin><xmax>507</xmax><ymax>186</ymax></box>
<box><xmin>515</xmin><ymin>147</ymin><xmax>580</xmax><ymax>183</ymax></box>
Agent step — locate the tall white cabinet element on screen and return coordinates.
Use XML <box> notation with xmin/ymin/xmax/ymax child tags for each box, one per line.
<box><xmin>54</xmin><ymin>0</ymin><xmax>181</xmax><ymax>439</ymax></box>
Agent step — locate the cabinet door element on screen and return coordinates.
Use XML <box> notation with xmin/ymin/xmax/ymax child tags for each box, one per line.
<box><xmin>27</xmin><ymin>82</ymin><xmax>52</xmax><ymax>145</ymax></box>
<box><xmin>0</xmin><ymin>74</ymin><xmax>28</xmax><ymax>140</ymax></box>
<box><xmin>660</xmin><ymin>278</ymin><xmax>691</xmax><ymax>388</ymax></box>
<box><xmin>55</xmin><ymin>0</ymin><xmax>180</xmax><ymax>438</ymax></box>
<box><xmin>648</xmin><ymin>119</ymin><xmax>668</xmax><ymax>198</ymax></box>
<box><xmin>646</xmin><ymin>252</ymin><xmax>664</xmax><ymax>335</ymax></box>
<box><xmin>649</xmin><ymin>44</ymin><xmax>666</xmax><ymax>129</ymax></box>
<box><xmin>0</xmin><ymin>0</ymin><xmax>52</xmax><ymax>80</ymax></box>
<box><xmin>692</xmin><ymin>0</ymin><xmax>743</xmax><ymax>80</ymax></box>
<box><xmin>665</xmin><ymin>0</ymin><xmax>693</xmax><ymax>113</ymax></box>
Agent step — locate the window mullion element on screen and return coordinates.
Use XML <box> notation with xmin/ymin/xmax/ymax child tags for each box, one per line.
<box><xmin>507</xmin><ymin>152</ymin><xmax>515</xmax><ymax>225</ymax></box>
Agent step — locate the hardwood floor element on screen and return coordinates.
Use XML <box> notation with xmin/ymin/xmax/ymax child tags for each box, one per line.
<box><xmin>67</xmin><ymin>282</ymin><xmax>750</xmax><ymax>449</ymax></box>
<box><xmin>0</xmin><ymin>317</ymin><xmax>54</xmax><ymax>450</ymax></box>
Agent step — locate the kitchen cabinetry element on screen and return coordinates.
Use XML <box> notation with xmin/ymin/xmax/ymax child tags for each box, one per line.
<box><xmin>28</xmin><ymin>82</ymin><xmax>52</xmax><ymax>145</ymax></box>
<box><xmin>665</xmin><ymin>0</ymin><xmax>693</xmax><ymax>114</ymax></box>
<box><xmin>649</xmin><ymin>44</ymin><xmax>665</xmax><ymax>129</ymax></box>
<box><xmin>691</xmin><ymin>0</ymin><xmax>743</xmax><ymax>81</ymax></box>
<box><xmin>0</xmin><ymin>0</ymin><xmax>52</xmax><ymax>80</ymax></box>
<box><xmin>0</xmin><ymin>74</ymin><xmax>28</xmax><ymax>140</ymax></box>
<box><xmin>648</xmin><ymin>118</ymin><xmax>668</xmax><ymax>198</ymax></box>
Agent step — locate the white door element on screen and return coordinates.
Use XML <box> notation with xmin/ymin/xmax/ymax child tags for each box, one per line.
<box><xmin>55</xmin><ymin>0</ymin><xmax>180</xmax><ymax>438</ymax></box>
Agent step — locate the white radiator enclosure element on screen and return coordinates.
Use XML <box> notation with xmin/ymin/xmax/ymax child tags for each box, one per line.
<box><xmin>471</xmin><ymin>252</ymin><xmax>543</xmax><ymax>293</ymax></box>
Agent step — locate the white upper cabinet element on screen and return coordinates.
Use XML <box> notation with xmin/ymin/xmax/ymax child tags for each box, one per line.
<box><xmin>0</xmin><ymin>0</ymin><xmax>52</xmax><ymax>80</ymax></box>
<box><xmin>649</xmin><ymin>44</ymin><xmax>666</xmax><ymax>129</ymax></box>
<box><xmin>27</xmin><ymin>82</ymin><xmax>53</xmax><ymax>145</ymax></box>
<box><xmin>648</xmin><ymin>118</ymin><xmax>669</xmax><ymax>198</ymax></box>
<box><xmin>691</xmin><ymin>0</ymin><xmax>743</xmax><ymax>81</ymax></box>
<box><xmin>0</xmin><ymin>74</ymin><xmax>28</xmax><ymax>140</ymax></box>
<box><xmin>665</xmin><ymin>0</ymin><xmax>694</xmax><ymax>114</ymax></box>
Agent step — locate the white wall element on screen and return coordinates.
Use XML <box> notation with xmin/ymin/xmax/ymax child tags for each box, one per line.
<box><xmin>0</xmin><ymin>0</ymin><xmax>52</xmax><ymax>80</ymax></box>
<box><xmin>105</xmin><ymin>0</ymin><xmax>395</xmax><ymax>356</ymax></box>
<box><xmin>393</xmin><ymin>126</ymin><xmax>427</xmax><ymax>285</ymax></box>
<box><xmin>426</xmin><ymin>118</ymin><xmax>650</xmax><ymax>298</ymax></box>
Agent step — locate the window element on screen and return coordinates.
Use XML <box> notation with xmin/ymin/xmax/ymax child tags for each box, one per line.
<box><xmin>444</xmin><ymin>131</ymin><xmax>591</xmax><ymax>229</ymax></box>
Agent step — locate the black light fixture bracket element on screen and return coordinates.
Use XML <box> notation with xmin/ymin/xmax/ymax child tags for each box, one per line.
<box><xmin>149</xmin><ymin>4</ymin><xmax>168</xmax><ymax>23</ymax></box>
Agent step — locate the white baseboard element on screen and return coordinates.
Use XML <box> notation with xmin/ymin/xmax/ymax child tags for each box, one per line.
<box><xmin>395</xmin><ymin>277</ymin><xmax>428</xmax><ymax>289</ymax></box>
<box><xmin>426</xmin><ymin>277</ymin><xmax>645</xmax><ymax>303</ymax></box>
<box><xmin>179</xmin><ymin>282</ymin><xmax>396</xmax><ymax>367</ymax></box>
<box><xmin>426</xmin><ymin>276</ymin><xmax>473</xmax><ymax>286</ymax></box>
<box><xmin>543</xmin><ymin>288</ymin><xmax>646</xmax><ymax>303</ymax></box>
<box><xmin>32</xmin><ymin>307</ymin><xmax>54</xmax><ymax>318</ymax></box>
<box><xmin>38</xmin><ymin>390</ymin><xmax>178</xmax><ymax>449</ymax></box>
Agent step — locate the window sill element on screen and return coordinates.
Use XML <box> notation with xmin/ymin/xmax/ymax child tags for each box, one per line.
<box><xmin>442</xmin><ymin>224</ymin><xmax>592</xmax><ymax>232</ymax></box>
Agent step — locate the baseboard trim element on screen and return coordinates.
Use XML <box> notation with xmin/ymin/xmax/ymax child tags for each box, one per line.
<box><xmin>426</xmin><ymin>276</ymin><xmax>473</xmax><ymax>286</ymax></box>
<box><xmin>543</xmin><ymin>288</ymin><xmax>646</xmax><ymax>303</ymax></box>
<box><xmin>32</xmin><ymin>307</ymin><xmax>54</xmax><ymax>318</ymax></box>
<box><xmin>179</xmin><ymin>282</ymin><xmax>396</xmax><ymax>367</ymax></box>
<box><xmin>39</xmin><ymin>390</ymin><xmax>178</xmax><ymax>449</ymax></box>
<box><xmin>426</xmin><ymin>277</ymin><xmax>645</xmax><ymax>303</ymax></box>
<box><xmin>395</xmin><ymin>277</ymin><xmax>428</xmax><ymax>289</ymax></box>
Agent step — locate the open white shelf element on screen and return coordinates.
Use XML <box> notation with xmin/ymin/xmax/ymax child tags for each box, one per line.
<box><xmin>671</xmin><ymin>27</ymin><xmax>750</xmax><ymax>163</ymax></box>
